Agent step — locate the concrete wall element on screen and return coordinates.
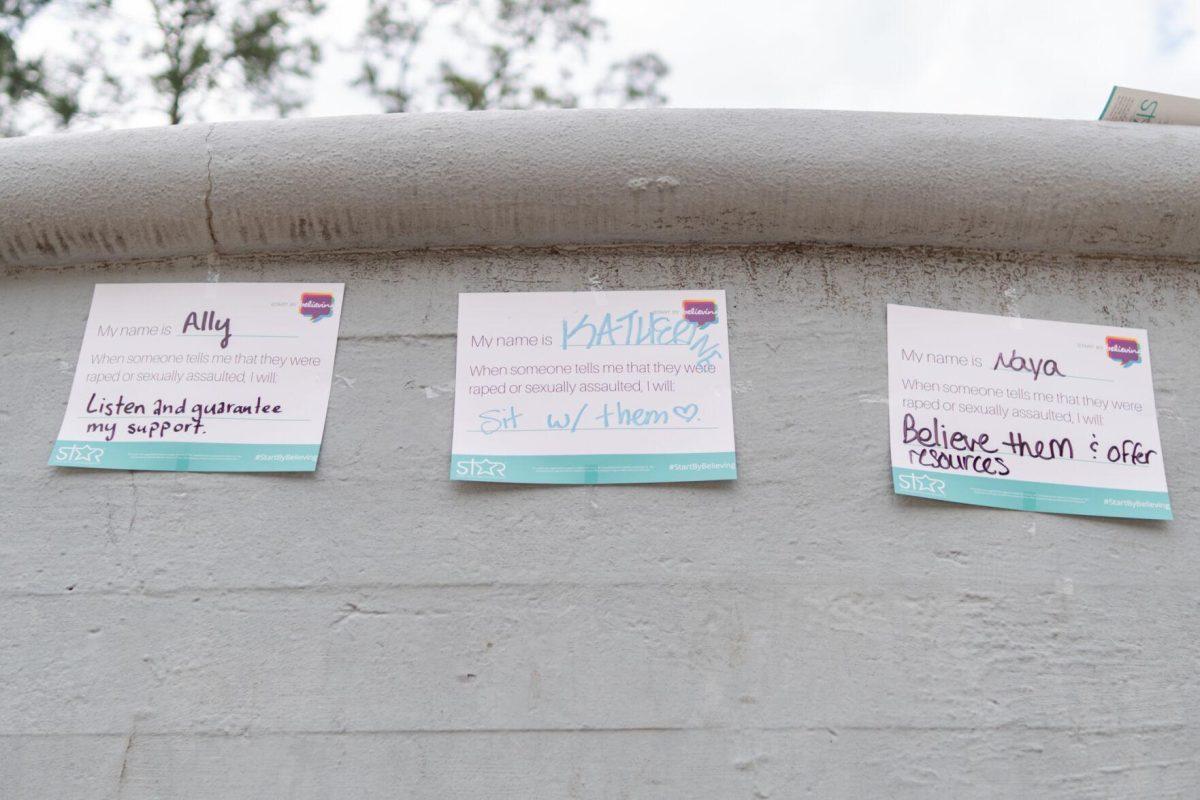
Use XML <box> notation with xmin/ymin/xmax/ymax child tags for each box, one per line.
<box><xmin>2</xmin><ymin>111</ymin><xmax>1198</xmax><ymax>798</ymax></box>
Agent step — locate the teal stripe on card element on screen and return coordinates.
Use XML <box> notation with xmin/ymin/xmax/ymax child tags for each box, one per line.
<box><xmin>1099</xmin><ymin>85</ymin><xmax>1118</xmax><ymax>119</ymax></box>
<box><xmin>451</xmin><ymin>452</ymin><xmax>737</xmax><ymax>484</ymax></box>
<box><xmin>49</xmin><ymin>440</ymin><xmax>321</xmax><ymax>472</ymax></box>
<box><xmin>892</xmin><ymin>468</ymin><xmax>1171</xmax><ymax>520</ymax></box>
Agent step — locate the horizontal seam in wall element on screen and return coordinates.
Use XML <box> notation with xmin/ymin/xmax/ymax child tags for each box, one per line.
<box><xmin>0</xmin><ymin>723</ymin><xmax>1191</xmax><ymax>739</ymax></box>
<box><xmin>9</xmin><ymin>240</ymin><xmax>1200</xmax><ymax>274</ymax></box>
<box><xmin>2</xmin><ymin>579</ymin><xmax>1199</xmax><ymax>599</ymax></box>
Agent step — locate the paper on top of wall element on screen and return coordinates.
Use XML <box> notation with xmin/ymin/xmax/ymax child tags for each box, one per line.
<box><xmin>450</xmin><ymin>290</ymin><xmax>736</xmax><ymax>484</ymax></box>
<box><xmin>49</xmin><ymin>283</ymin><xmax>344</xmax><ymax>472</ymax></box>
<box><xmin>887</xmin><ymin>304</ymin><xmax>1171</xmax><ymax>520</ymax></box>
<box><xmin>1099</xmin><ymin>86</ymin><xmax>1200</xmax><ymax>125</ymax></box>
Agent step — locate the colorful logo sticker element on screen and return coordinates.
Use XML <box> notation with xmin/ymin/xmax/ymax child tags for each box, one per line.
<box><xmin>1105</xmin><ymin>336</ymin><xmax>1141</xmax><ymax>367</ymax></box>
<box><xmin>683</xmin><ymin>299</ymin><xmax>718</xmax><ymax>328</ymax></box>
<box><xmin>300</xmin><ymin>293</ymin><xmax>335</xmax><ymax>323</ymax></box>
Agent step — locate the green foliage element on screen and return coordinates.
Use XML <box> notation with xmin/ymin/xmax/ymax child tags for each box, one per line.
<box><xmin>148</xmin><ymin>0</ymin><xmax>218</xmax><ymax>124</ymax></box>
<box><xmin>228</xmin><ymin>2</ymin><xmax>321</xmax><ymax>115</ymax></box>
<box><xmin>600</xmin><ymin>52</ymin><xmax>668</xmax><ymax>107</ymax></box>
<box><xmin>358</xmin><ymin>0</ymin><xmax>667</xmax><ymax>112</ymax></box>
<box><xmin>1</xmin><ymin>0</ymin><xmax>66</xmax><ymax>133</ymax></box>
<box><xmin>0</xmin><ymin>0</ymin><xmax>666</xmax><ymax>136</ymax></box>
<box><xmin>2</xmin><ymin>1</ymin><xmax>126</xmax><ymax>134</ymax></box>
<box><xmin>148</xmin><ymin>0</ymin><xmax>322</xmax><ymax>124</ymax></box>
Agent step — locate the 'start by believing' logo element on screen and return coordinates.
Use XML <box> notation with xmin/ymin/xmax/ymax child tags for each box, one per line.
<box><xmin>300</xmin><ymin>293</ymin><xmax>335</xmax><ymax>322</ymax></box>
<box><xmin>683</xmin><ymin>299</ymin><xmax>718</xmax><ymax>328</ymax></box>
<box><xmin>1105</xmin><ymin>336</ymin><xmax>1141</xmax><ymax>367</ymax></box>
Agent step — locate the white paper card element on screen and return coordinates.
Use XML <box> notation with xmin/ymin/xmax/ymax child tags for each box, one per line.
<box><xmin>1099</xmin><ymin>86</ymin><xmax>1200</xmax><ymax>125</ymax></box>
<box><xmin>887</xmin><ymin>304</ymin><xmax>1170</xmax><ymax>519</ymax></box>
<box><xmin>50</xmin><ymin>283</ymin><xmax>344</xmax><ymax>472</ymax></box>
<box><xmin>451</xmin><ymin>290</ymin><xmax>737</xmax><ymax>483</ymax></box>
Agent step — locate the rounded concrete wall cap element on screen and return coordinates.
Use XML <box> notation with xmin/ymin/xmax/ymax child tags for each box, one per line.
<box><xmin>3</xmin><ymin>109</ymin><xmax>1200</xmax><ymax>268</ymax></box>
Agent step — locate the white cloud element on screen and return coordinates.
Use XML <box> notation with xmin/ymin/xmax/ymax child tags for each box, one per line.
<box><xmin>587</xmin><ymin>0</ymin><xmax>1200</xmax><ymax>119</ymax></box>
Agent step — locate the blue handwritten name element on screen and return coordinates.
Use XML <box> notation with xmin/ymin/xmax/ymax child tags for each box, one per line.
<box><xmin>560</xmin><ymin>310</ymin><xmax>723</xmax><ymax>366</ymax></box>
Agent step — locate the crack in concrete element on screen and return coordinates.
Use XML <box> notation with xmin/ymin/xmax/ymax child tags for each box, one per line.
<box><xmin>127</xmin><ymin>472</ymin><xmax>139</xmax><ymax>539</ymax></box>
<box><xmin>331</xmin><ymin>602</ymin><xmax>390</xmax><ymax>626</ymax></box>
<box><xmin>115</xmin><ymin>730</ymin><xmax>135</xmax><ymax>796</ymax></box>
<box><xmin>202</xmin><ymin>123</ymin><xmax>219</xmax><ymax>255</ymax></box>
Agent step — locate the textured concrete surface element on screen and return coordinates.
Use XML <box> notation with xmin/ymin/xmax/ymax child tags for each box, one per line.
<box><xmin>1</xmin><ymin>243</ymin><xmax>1198</xmax><ymax>798</ymax></box>
<box><xmin>4</xmin><ymin>110</ymin><xmax>1200</xmax><ymax>268</ymax></box>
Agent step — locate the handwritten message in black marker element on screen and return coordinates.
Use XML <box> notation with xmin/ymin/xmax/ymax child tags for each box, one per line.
<box><xmin>887</xmin><ymin>304</ymin><xmax>1171</xmax><ymax>520</ymax></box>
<box><xmin>50</xmin><ymin>283</ymin><xmax>344</xmax><ymax>472</ymax></box>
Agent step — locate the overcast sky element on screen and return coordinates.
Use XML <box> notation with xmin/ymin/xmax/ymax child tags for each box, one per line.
<box><xmin>577</xmin><ymin>0</ymin><xmax>1198</xmax><ymax>118</ymax></box>
<box><xmin>25</xmin><ymin>0</ymin><xmax>1200</xmax><ymax>127</ymax></box>
<box><xmin>298</xmin><ymin>0</ymin><xmax>1200</xmax><ymax>121</ymax></box>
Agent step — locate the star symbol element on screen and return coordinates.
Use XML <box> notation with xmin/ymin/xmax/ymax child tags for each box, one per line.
<box><xmin>902</xmin><ymin>473</ymin><xmax>945</xmax><ymax>495</ymax></box>
<box><xmin>475</xmin><ymin>458</ymin><xmax>505</xmax><ymax>478</ymax></box>
<box><xmin>73</xmin><ymin>444</ymin><xmax>104</xmax><ymax>463</ymax></box>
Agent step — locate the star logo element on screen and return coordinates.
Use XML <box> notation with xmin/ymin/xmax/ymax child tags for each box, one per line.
<box><xmin>55</xmin><ymin>443</ymin><xmax>105</xmax><ymax>464</ymax></box>
<box><xmin>454</xmin><ymin>457</ymin><xmax>507</xmax><ymax>479</ymax></box>
<box><xmin>898</xmin><ymin>472</ymin><xmax>945</xmax><ymax>496</ymax></box>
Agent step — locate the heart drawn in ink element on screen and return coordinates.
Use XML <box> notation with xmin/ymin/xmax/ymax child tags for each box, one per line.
<box><xmin>672</xmin><ymin>404</ymin><xmax>699</xmax><ymax>423</ymax></box>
